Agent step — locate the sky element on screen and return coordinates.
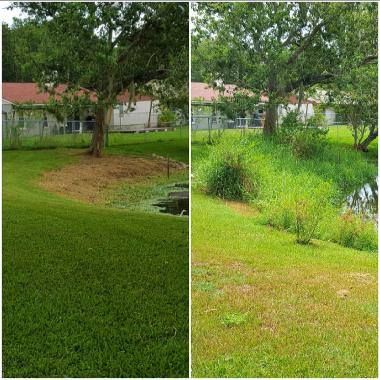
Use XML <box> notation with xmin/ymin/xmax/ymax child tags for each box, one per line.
<box><xmin>1</xmin><ymin>2</ymin><xmax>25</xmax><ymax>25</ymax></box>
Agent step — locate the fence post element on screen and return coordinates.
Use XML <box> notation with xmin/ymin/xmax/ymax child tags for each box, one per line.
<box><xmin>105</xmin><ymin>125</ymin><xmax>109</xmax><ymax>147</ymax></box>
<box><xmin>208</xmin><ymin>117</ymin><xmax>211</xmax><ymax>144</ymax></box>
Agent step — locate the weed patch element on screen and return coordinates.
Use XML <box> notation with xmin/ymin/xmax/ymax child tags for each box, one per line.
<box><xmin>221</xmin><ymin>312</ymin><xmax>248</xmax><ymax>328</ymax></box>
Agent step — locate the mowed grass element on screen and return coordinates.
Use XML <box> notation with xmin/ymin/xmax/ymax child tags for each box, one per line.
<box><xmin>191</xmin><ymin>127</ymin><xmax>377</xmax><ymax>377</ymax></box>
<box><xmin>3</xmin><ymin>129</ymin><xmax>189</xmax><ymax>377</ymax></box>
<box><xmin>191</xmin><ymin>194</ymin><xmax>377</xmax><ymax>378</ymax></box>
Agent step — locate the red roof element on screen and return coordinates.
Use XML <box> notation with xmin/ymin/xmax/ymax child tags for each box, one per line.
<box><xmin>191</xmin><ymin>82</ymin><xmax>315</xmax><ymax>105</ymax></box>
<box><xmin>191</xmin><ymin>82</ymin><xmax>237</xmax><ymax>101</ymax></box>
<box><xmin>117</xmin><ymin>92</ymin><xmax>152</xmax><ymax>103</ymax></box>
<box><xmin>2</xmin><ymin>82</ymin><xmax>152</xmax><ymax>104</ymax></box>
<box><xmin>2</xmin><ymin>83</ymin><xmax>98</xmax><ymax>104</ymax></box>
<box><xmin>287</xmin><ymin>94</ymin><xmax>318</xmax><ymax>105</ymax></box>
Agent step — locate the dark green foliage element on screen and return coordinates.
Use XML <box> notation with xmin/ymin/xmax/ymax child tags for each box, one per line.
<box><xmin>277</xmin><ymin>111</ymin><xmax>328</xmax><ymax>159</ymax></box>
<box><xmin>9</xmin><ymin>2</ymin><xmax>189</xmax><ymax>155</ymax></box>
<box><xmin>206</xmin><ymin>153</ymin><xmax>251</xmax><ymax>200</ymax></box>
<box><xmin>198</xmin><ymin>139</ymin><xmax>258</xmax><ymax>201</ymax></box>
<box><xmin>2</xmin><ymin>21</ymin><xmax>44</xmax><ymax>82</ymax></box>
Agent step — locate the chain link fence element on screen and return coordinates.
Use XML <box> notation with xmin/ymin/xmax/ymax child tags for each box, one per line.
<box><xmin>191</xmin><ymin>113</ymin><xmax>348</xmax><ymax>132</ymax></box>
<box><xmin>2</xmin><ymin>114</ymin><xmax>188</xmax><ymax>149</ymax></box>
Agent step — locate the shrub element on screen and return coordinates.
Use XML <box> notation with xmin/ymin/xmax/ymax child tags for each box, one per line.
<box><xmin>306</xmin><ymin>113</ymin><xmax>327</xmax><ymax>129</ymax></box>
<box><xmin>194</xmin><ymin>131</ymin><xmax>377</xmax><ymax>251</ymax></box>
<box><xmin>197</xmin><ymin>138</ymin><xmax>259</xmax><ymax>201</ymax></box>
<box><xmin>158</xmin><ymin>109</ymin><xmax>176</xmax><ymax>126</ymax></box>
<box><xmin>278</xmin><ymin>111</ymin><xmax>328</xmax><ymax>159</ymax></box>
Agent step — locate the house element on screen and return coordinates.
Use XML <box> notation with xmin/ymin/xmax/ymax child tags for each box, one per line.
<box><xmin>191</xmin><ymin>82</ymin><xmax>319</xmax><ymax>130</ymax></box>
<box><xmin>2</xmin><ymin>82</ymin><xmax>160</xmax><ymax>138</ymax></box>
<box><xmin>111</xmin><ymin>91</ymin><xmax>159</xmax><ymax>130</ymax></box>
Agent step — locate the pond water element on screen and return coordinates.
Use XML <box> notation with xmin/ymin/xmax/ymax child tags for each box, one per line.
<box><xmin>153</xmin><ymin>183</ymin><xmax>189</xmax><ymax>216</ymax></box>
<box><xmin>345</xmin><ymin>176</ymin><xmax>378</xmax><ymax>223</ymax></box>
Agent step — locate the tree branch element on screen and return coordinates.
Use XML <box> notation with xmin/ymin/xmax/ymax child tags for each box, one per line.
<box><xmin>287</xmin><ymin>21</ymin><xmax>324</xmax><ymax>65</ymax></box>
<box><xmin>286</xmin><ymin>72</ymin><xmax>336</xmax><ymax>92</ymax></box>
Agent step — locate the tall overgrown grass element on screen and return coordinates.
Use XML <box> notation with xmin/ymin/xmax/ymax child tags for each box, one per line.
<box><xmin>194</xmin><ymin>130</ymin><xmax>377</xmax><ymax>252</ymax></box>
<box><xmin>196</xmin><ymin>137</ymin><xmax>260</xmax><ymax>201</ymax></box>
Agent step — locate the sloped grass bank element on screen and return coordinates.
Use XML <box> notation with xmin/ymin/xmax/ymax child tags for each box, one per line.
<box><xmin>192</xmin><ymin>128</ymin><xmax>377</xmax><ymax>377</ymax></box>
<box><xmin>191</xmin><ymin>193</ymin><xmax>377</xmax><ymax>377</ymax></box>
<box><xmin>3</xmin><ymin>148</ymin><xmax>188</xmax><ymax>377</ymax></box>
<box><xmin>194</xmin><ymin>129</ymin><xmax>377</xmax><ymax>251</ymax></box>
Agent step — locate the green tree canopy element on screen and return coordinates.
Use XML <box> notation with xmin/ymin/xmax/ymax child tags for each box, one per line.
<box><xmin>192</xmin><ymin>2</ymin><xmax>377</xmax><ymax>135</ymax></box>
<box><xmin>12</xmin><ymin>1</ymin><xmax>189</xmax><ymax>156</ymax></box>
<box><xmin>2</xmin><ymin>19</ymin><xmax>48</xmax><ymax>82</ymax></box>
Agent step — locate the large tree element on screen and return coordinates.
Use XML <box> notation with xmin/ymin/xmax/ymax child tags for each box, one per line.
<box><xmin>13</xmin><ymin>1</ymin><xmax>188</xmax><ymax>156</ymax></box>
<box><xmin>2</xmin><ymin>19</ymin><xmax>48</xmax><ymax>82</ymax></box>
<box><xmin>192</xmin><ymin>2</ymin><xmax>377</xmax><ymax>135</ymax></box>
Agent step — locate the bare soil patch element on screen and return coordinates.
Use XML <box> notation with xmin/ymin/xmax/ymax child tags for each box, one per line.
<box><xmin>223</xmin><ymin>284</ymin><xmax>255</xmax><ymax>295</ymax></box>
<box><xmin>349</xmin><ymin>272</ymin><xmax>375</xmax><ymax>285</ymax></box>
<box><xmin>40</xmin><ymin>153</ymin><xmax>186</xmax><ymax>204</ymax></box>
<box><xmin>224</xmin><ymin>200</ymin><xmax>258</xmax><ymax>217</ymax></box>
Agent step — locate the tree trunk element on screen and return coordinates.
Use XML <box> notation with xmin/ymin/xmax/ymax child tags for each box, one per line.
<box><xmin>264</xmin><ymin>102</ymin><xmax>277</xmax><ymax>136</ymax></box>
<box><xmin>297</xmin><ymin>83</ymin><xmax>304</xmax><ymax>113</ymax></box>
<box><xmin>264</xmin><ymin>75</ymin><xmax>278</xmax><ymax>136</ymax></box>
<box><xmin>357</xmin><ymin>128</ymin><xmax>378</xmax><ymax>152</ymax></box>
<box><xmin>89</xmin><ymin>107</ymin><xmax>106</xmax><ymax>157</ymax></box>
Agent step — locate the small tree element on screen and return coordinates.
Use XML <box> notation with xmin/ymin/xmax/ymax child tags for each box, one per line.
<box><xmin>330</xmin><ymin>65</ymin><xmax>377</xmax><ymax>152</ymax></box>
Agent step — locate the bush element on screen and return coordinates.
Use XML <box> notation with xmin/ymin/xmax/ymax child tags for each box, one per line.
<box><xmin>291</xmin><ymin>129</ymin><xmax>327</xmax><ymax>159</ymax></box>
<box><xmin>278</xmin><ymin>111</ymin><xmax>328</xmax><ymax>159</ymax></box>
<box><xmin>306</xmin><ymin>113</ymin><xmax>327</xmax><ymax>129</ymax></box>
<box><xmin>158</xmin><ymin>109</ymin><xmax>176</xmax><ymax>126</ymax></box>
<box><xmin>197</xmin><ymin>138</ymin><xmax>259</xmax><ymax>201</ymax></box>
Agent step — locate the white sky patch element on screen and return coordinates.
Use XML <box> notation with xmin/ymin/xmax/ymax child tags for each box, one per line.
<box><xmin>1</xmin><ymin>2</ymin><xmax>26</xmax><ymax>25</ymax></box>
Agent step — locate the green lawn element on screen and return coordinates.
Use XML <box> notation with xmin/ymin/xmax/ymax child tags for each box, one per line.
<box><xmin>191</xmin><ymin>127</ymin><xmax>378</xmax><ymax>377</ymax></box>
<box><xmin>3</xmin><ymin>131</ymin><xmax>189</xmax><ymax>377</ymax></box>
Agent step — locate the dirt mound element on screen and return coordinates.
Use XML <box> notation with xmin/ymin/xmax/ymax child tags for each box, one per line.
<box><xmin>40</xmin><ymin>154</ymin><xmax>186</xmax><ymax>204</ymax></box>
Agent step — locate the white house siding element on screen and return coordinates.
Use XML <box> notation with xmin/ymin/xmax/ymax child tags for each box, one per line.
<box><xmin>192</xmin><ymin>114</ymin><xmax>226</xmax><ymax>130</ymax></box>
<box><xmin>110</xmin><ymin>100</ymin><xmax>159</xmax><ymax>130</ymax></box>
<box><xmin>2</xmin><ymin>99</ymin><xmax>13</xmax><ymax>116</ymax></box>
<box><xmin>324</xmin><ymin>107</ymin><xmax>336</xmax><ymax>125</ymax></box>
<box><xmin>277</xmin><ymin>103</ymin><xmax>315</xmax><ymax>123</ymax></box>
<box><xmin>3</xmin><ymin>97</ymin><xmax>160</xmax><ymax>135</ymax></box>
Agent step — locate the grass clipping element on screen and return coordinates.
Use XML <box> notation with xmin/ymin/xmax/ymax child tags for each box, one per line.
<box><xmin>40</xmin><ymin>153</ymin><xmax>186</xmax><ymax>204</ymax></box>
